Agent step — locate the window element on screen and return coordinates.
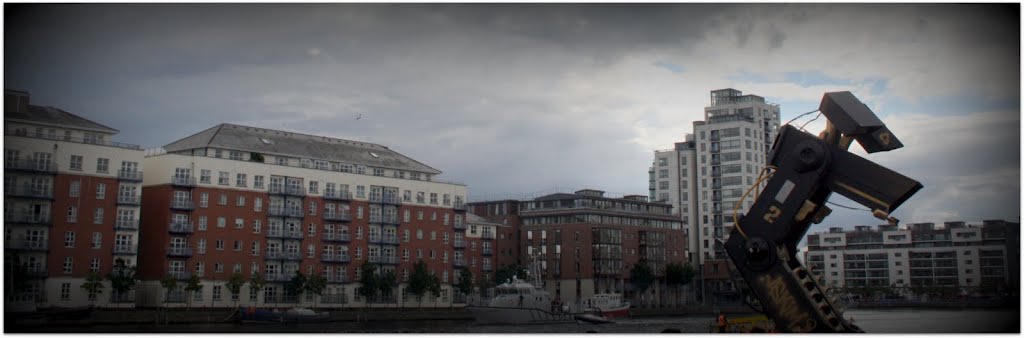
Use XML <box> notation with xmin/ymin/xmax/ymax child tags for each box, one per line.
<box><xmin>69</xmin><ymin>155</ymin><xmax>83</xmax><ymax>171</ymax></box>
<box><xmin>197</xmin><ymin>238</ymin><xmax>206</xmax><ymax>254</ymax></box>
<box><xmin>215</xmin><ymin>262</ymin><xmax>224</xmax><ymax>273</ymax></box>
<box><xmin>309</xmin><ymin>181</ymin><xmax>319</xmax><ymax>194</ymax></box>
<box><xmin>429</xmin><ymin>193</ymin><xmax>438</xmax><ymax>205</ymax></box>
<box><xmin>308</xmin><ymin>224</ymin><xmax>316</xmax><ymax>237</ymax></box>
<box><xmin>69</xmin><ymin>180</ymin><xmax>80</xmax><ymax>197</ymax></box>
<box><xmin>253</xmin><ymin>219</ymin><xmax>262</xmax><ymax>233</ymax></box>
<box><xmin>417</xmin><ymin>211</ymin><xmax>424</xmax><ymax>220</ymax></box>
<box><xmin>308</xmin><ymin>244</ymin><xmax>315</xmax><ymax>258</ymax></box>
<box><xmin>252</xmin><ymin>241</ymin><xmax>260</xmax><ymax>255</ymax></box>
<box><xmin>416</xmin><ymin>192</ymin><xmax>425</xmax><ymax>204</ymax></box>
<box><xmin>417</xmin><ymin>230</ymin><xmax>423</xmax><ymax>240</ymax></box>
<box><xmin>403</xmin><ymin>190</ymin><xmax>412</xmax><ymax>202</ymax></box>
<box><xmin>67</xmin><ymin>206</ymin><xmax>77</xmax><ymax>223</ymax></box>
<box><xmin>198</xmin><ymin>216</ymin><xmax>208</xmax><ymax>231</ymax></box>
<box><xmin>357</xmin><ymin>206</ymin><xmax>363</xmax><ymax>219</ymax></box>
<box><xmin>92</xmin><ymin>232</ymin><xmax>102</xmax><ymax>249</ymax></box>
<box><xmin>443</xmin><ymin>194</ymin><xmax>451</xmax><ymax>206</ymax></box>
<box><xmin>217</xmin><ymin>217</ymin><xmax>226</xmax><ymax>228</ymax></box>
<box><xmin>254</xmin><ymin>197</ymin><xmax>263</xmax><ymax>212</ymax></box>
<box><xmin>254</xmin><ymin>175</ymin><xmax>265</xmax><ymax>189</ymax></box>
<box><xmin>373</xmin><ymin>168</ymin><xmax>384</xmax><ymax>176</ymax></box>
<box><xmin>216</xmin><ymin>240</ymin><xmax>225</xmax><ymax>250</ymax></box>
<box><xmin>403</xmin><ymin>229</ymin><xmax>410</xmax><ymax>242</ymax></box>
<box><xmin>93</xmin><ymin>208</ymin><xmax>104</xmax><ymax>224</ymax></box>
<box><xmin>90</xmin><ymin>258</ymin><xmax>100</xmax><ymax>273</ymax></box>
<box><xmin>65</xmin><ymin>231</ymin><xmax>76</xmax><ymax>248</ymax></box>
<box><xmin>235</xmin><ymin>218</ymin><xmax>244</xmax><ymax>229</ymax></box>
<box><xmin>96</xmin><ymin>158</ymin><xmax>109</xmax><ymax>173</ymax></box>
<box><xmin>229</xmin><ymin>150</ymin><xmax>242</xmax><ymax>161</ymax></box>
<box><xmin>431</xmin><ymin>231</ymin><xmax>437</xmax><ymax>241</ymax></box>
<box><xmin>236</xmin><ymin>173</ymin><xmax>247</xmax><ymax>187</ymax></box>
<box><xmin>63</xmin><ymin>257</ymin><xmax>73</xmax><ymax>274</ymax></box>
<box><xmin>356</xmin><ymin>186</ymin><xmax>365</xmax><ymax>198</ymax></box>
<box><xmin>200</xmin><ymin>193</ymin><xmax>209</xmax><ymax>208</ymax></box>
<box><xmin>234</xmin><ymin>240</ymin><xmax>243</xmax><ymax>251</ymax></box>
<box><xmin>96</xmin><ymin>183</ymin><xmax>106</xmax><ymax>199</ymax></box>
<box><xmin>61</xmin><ymin>283</ymin><xmax>71</xmax><ymax>301</ymax></box>
<box><xmin>200</xmin><ymin>170</ymin><xmax>211</xmax><ymax>184</ymax></box>
<box><xmin>417</xmin><ymin>249</ymin><xmax>423</xmax><ymax>259</ymax></box>
<box><xmin>218</xmin><ymin>193</ymin><xmax>227</xmax><ymax>205</ymax></box>
<box><xmin>404</xmin><ymin>210</ymin><xmax>410</xmax><ymax>222</ymax></box>
<box><xmin>309</xmin><ymin>201</ymin><xmax>317</xmax><ymax>216</ymax></box>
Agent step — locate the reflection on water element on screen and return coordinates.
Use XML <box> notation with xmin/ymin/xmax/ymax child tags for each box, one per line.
<box><xmin>13</xmin><ymin>309</ymin><xmax>1019</xmax><ymax>333</ymax></box>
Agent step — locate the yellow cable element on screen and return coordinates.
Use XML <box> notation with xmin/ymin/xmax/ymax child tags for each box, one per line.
<box><xmin>732</xmin><ymin>165</ymin><xmax>778</xmax><ymax>240</ymax></box>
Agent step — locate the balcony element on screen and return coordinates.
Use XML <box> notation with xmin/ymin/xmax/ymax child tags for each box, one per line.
<box><xmin>114</xmin><ymin>219</ymin><xmax>139</xmax><ymax>231</ymax></box>
<box><xmin>284</xmin><ymin>230</ymin><xmax>304</xmax><ymax>240</ymax></box>
<box><xmin>267</xmin><ymin>207</ymin><xmax>304</xmax><ymax>219</ymax></box>
<box><xmin>110</xmin><ymin>291</ymin><xmax>136</xmax><ymax>304</ymax></box>
<box><xmin>167</xmin><ymin>271</ymin><xmax>193</xmax><ymax>281</ymax></box>
<box><xmin>382</xmin><ymin>196</ymin><xmax>402</xmax><ymax>206</ymax></box>
<box><xmin>5</xmin><ymin>212</ymin><xmax>52</xmax><ymax>226</ymax></box>
<box><xmin>381</xmin><ymin>215</ymin><xmax>400</xmax><ymax>225</ymax></box>
<box><xmin>168</xmin><ymin>221</ymin><xmax>194</xmax><ymax>234</ymax></box>
<box><xmin>711</xmin><ymin>170</ymin><xmax>721</xmax><ymax>178</ymax></box>
<box><xmin>322</xmin><ymin>254</ymin><xmax>351</xmax><ymax>264</ymax></box>
<box><xmin>113</xmin><ymin>245</ymin><xmax>138</xmax><ymax>255</ymax></box>
<box><xmin>25</xmin><ymin>267</ymin><xmax>48</xmax><ymax>278</ymax></box>
<box><xmin>4</xmin><ymin>158</ymin><xmax>56</xmax><ymax>174</ymax></box>
<box><xmin>322</xmin><ymin>233</ymin><xmax>351</xmax><ymax>243</ymax></box>
<box><xmin>170</xmin><ymin>200</ymin><xmax>195</xmax><ymax>211</ymax></box>
<box><xmin>170</xmin><ymin>175</ymin><xmax>197</xmax><ymax>187</ymax></box>
<box><xmin>6</xmin><ymin>185</ymin><xmax>54</xmax><ymax>200</ymax></box>
<box><xmin>482</xmin><ymin>247</ymin><xmax>494</xmax><ymax>256</ymax></box>
<box><xmin>166</xmin><ymin>247</ymin><xmax>193</xmax><ymax>257</ymax></box>
<box><xmin>323</xmin><ymin>212</ymin><xmax>352</xmax><ymax>222</ymax></box>
<box><xmin>269</xmin><ymin>185</ymin><xmax>306</xmax><ymax>197</ymax></box>
<box><xmin>265</xmin><ymin>274</ymin><xmax>291</xmax><ymax>282</ymax></box>
<box><xmin>453</xmin><ymin>258</ymin><xmax>466</xmax><ymax>268</ymax></box>
<box><xmin>322</xmin><ymin>191</ymin><xmax>352</xmax><ymax>201</ymax></box>
<box><xmin>6</xmin><ymin>131</ymin><xmax>142</xmax><ymax>150</ymax></box>
<box><xmin>710</xmin><ymin>146</ymin><xmax>720</xmax><ymax>154</ymax></box>
<box><xmin>117</xmin><ymin>195</ymin><xmax>141</xmax><ymax>206</ymax></box>
<box><xmin>117</xmin><ymin>169</ymin><xmax>144</xmax><ymax>182</ymax></box>
<box><xmin>266</xmin><ymin>251</ymin><xmax>303</xmax><ymax>261</ymax></box>
<box><xmin>368</xmin><ymin>255</ymin><xmax>398</xmax><ymax>265</ymax></box>
<box><xmin>265</xmin><ymin>251</ymin><xmax>285</xmax><ymax>260</ymax></box>
<box><xmin>7</xmin><ymin>240</ymin><xmax>48</xmax><ymax>251</ymax></box>
<box><xmin>482</xmin><ymin>264</ymin><xmax>493</xmax><ymax>272</ymax></box>
<box><xmin>453</xmin><ymin>240</ymin><xmax>466</xmax><ymax>249</ymax></box>
<box><xmin>711</xmin><ymin>158</ymin><xmax>721</xmax><ymax>166</ymax></box>
<box><xmin>453</xmin><ymin>202</ymin><xmax>467</xmax><ymax>212</ymax></box>
<box><xmin>321</xmin><ymin>293</ymin><xmax>348</xmax><ymax>303</ymax></box>
<box><xmin>482</xmin><ymin>232</ymin><xmax>495</xmax><ymax>240</ymax></box>
<box><xmin>710</xmin><ymin>134</ymin><xmax>720</xmax><ymax>141</ymax></box>
<box><xmin>453</xmin><ymin>222</ymin><xmax>467</xmax><ymax>231</ymax></box>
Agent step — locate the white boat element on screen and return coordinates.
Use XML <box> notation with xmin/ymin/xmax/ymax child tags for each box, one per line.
<box><xmin>467</xmin><ymin>258</ymin><xmax>577</xmax><ymax>324</ymax></box>
<box><xmin>582</xmin><ymin>293</ymin><xmax>631</xmax><ymax>318</ymax></box>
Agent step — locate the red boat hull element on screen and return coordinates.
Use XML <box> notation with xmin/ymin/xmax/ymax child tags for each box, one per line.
<box><xmin>597</xmin><ymin>305</ymin><xmax>631</xmax><ymax>318</ymax></box>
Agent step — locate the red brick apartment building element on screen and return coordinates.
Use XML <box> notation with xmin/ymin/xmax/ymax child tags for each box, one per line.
<box><xmin>137</xmin><ymin>123</ymin><xmax>469</xmax><ymax>308</ymax></box>
<box><xmin>5</xmin><ymin>90</ymin><xmax>144</xmax><ymax>308</ymax></box>
<box><xmin>471</xmin><ymin>189</ymin><xmax>688</xmax><ymax>307</ymax></box>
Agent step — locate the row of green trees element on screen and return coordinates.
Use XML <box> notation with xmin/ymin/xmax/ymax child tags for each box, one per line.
<box><xmin>626</xmin><ymin>261</ymin><xmax>696</xmax><ymax>304</ymax></box>
<box><xmin>75</xmin><ymin>258</ymin><xmax>139</xmax><ymax>307</ymax></box>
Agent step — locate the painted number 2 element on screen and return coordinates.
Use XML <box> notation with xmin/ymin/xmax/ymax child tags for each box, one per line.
<box><xmin>763</xmin><ymin>205</ymin><xmax>782</xmax><ymax>224</ymax></box>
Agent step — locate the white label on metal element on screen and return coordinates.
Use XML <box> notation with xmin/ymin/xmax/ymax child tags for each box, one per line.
<box><xmin>775</xmin><ymin>180</ymin><xmax>796</xmax><ymax>204</ymax></box>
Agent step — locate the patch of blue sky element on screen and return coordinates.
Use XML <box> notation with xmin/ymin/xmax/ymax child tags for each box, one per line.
<box><xmin>652</xmin><ymin>60</ymin><xmax>685</xmax><ymax>74</ymax></box>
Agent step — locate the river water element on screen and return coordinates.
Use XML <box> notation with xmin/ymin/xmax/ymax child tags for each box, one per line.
<box><xmin>17</xmin><ymin>308</ymin><xmax>1019</xmax><ymax>333</ymax></box>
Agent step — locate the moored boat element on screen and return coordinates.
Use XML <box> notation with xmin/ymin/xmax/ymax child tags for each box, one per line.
<box><xmin>582</xmin><ymin>293</ymin><xmax>630</xmax><ymax>318</ymax></box>
<box><xmin>238</xmin><ymin>307</ymin><xmax>331</xmax><ymax>323</ymax></box>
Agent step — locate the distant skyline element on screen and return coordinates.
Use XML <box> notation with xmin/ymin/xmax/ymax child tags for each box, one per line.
<box><xmin>5</xmin><ymin>3</ymin><xmax>1020</xmax><ymax>230</ymax></box>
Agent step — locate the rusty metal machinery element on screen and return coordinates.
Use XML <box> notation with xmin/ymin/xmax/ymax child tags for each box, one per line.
<box><xmin>724</xmin><ymin>91</ymin><xmax>923</xmax><ymax>333</ymax></box>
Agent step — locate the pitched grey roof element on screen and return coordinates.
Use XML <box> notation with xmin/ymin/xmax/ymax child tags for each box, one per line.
<box><xmin>5</xmin><ymin>105</ymin><xmax>119</xmax><ymax>133</ymax></box>
<box><xmin>163</xmin><ymin>123</ymin><xmax>441</xmax><ymax>174</ymax></box>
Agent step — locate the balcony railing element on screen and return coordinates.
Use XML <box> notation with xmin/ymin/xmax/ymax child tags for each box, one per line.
<box><xmin>482</xmin><ymin>232</ymin><xmax>495</xmax><ymax>240</ymax></box>
<box><xmin>25</xmin><ymin>267</ymin><xmax>48</xmax><ymax>278</ymax></box>
<box><xmin>168</xmin><ymin>221</ymin><xmax>194</xmax><ymax>234</ymax></box>
<box><xmin>453</xmin><ymin>222</ymin><xmax>467</xmax><ymax>230</ymax></box>
<box><xmin>267</xmin><ymin>207</ymin><xmax>304</xmax><ymax>218</ymax></box>
<box><xmin>170</xmin><ymin>175</ymin><xmax>197</xmax><ymax>187</ymax></box>
<box><xmin>284</xmin><ymin>230</ymin><xmax>304</xmax><ymax>240</ymax></box>
<box><xmin>323</xmin><ymin>212</ymin><xmax>352</xmax><ymax>222</ymax></box>
<box><xmin>453</xmin><ymin>240</ymin><xmax>466</xmax><ymax>249</ymax></box>
<box><xmin>265</xmin><ymin>251</ymin><xmax>303</xmax><ymax>261</ymax></box>
<box><xmin>117</xmin><ymin>195</ymin><xmax>141</xmax><ymax>206</ymax></box>
<box><xmin>6</xmin><ymin>185</ymin><xmax>54</xmax><ymax>199</ymax></box>
<box><xmin>166</xmin><ymin>247</ymin><xmax>193</xmax><ymax>257</ymax></box>
<box><xmin>322</xmin><ymin>254</ymin><xmax>351</xmax><ymax>264</ymax></box>
<box><xmin>110</xmin><ymin>291</ymin><xmax>136</xmax><ymax>303</ymax></box>
<box><xmin>482</xmin><ymin>247</ymin><xmax>494</xmax><ymax>256</ymax></box>
<box><xmin>482</xmin><ymin>264</ymin><xmax>493</xmax><ymax>272</ymax></box>
<box><xmin>453</xmin><ymin>202</ymin><xmax>467</xmax><ymax>212</ymax></box>
<box><xmin>7</xmin><ymin>240</ymin><xmax>48</xmax><ymax>251</ymax></box>
<box><xmin>368</xmin><ymin>255</ymin><xmax>398</xmax><ymax>265</ymax></box>
<box><xmin>170</xmin><ymin>200</ymin><xmax>195</xmax><ymax>210</ymax></box>
<box><xmin>265</xmin><ymin>273</ymin><xmax>291</xmax><ymax>282</ymax></box>
<box><xmin>5</xmin><ymin>212</ymin><xmax>52</xmax><ymax>226</ymax></box>
<box><xmin>113</xmin><ymin>246</ymin><xmax>138</xmax><ymax>255</ymax></box>
<box><xmin>322</xmin><ymin>191</ymin><xmax>352</xmax><ymax>201</ymax></box>
<box><xmin>7</xmin><ymin>131</ymin><xmax>142</xmax><ymax>150</ymax></box>
<box><xmin>265</xmin><ymin>251</ymin><xmax>285</xmax><ymax>260</ymax></box>
<box><xmin>321</xmin><ymin>293</ymin><xmax>348</xmax><ymax>303</ymax></box>
<box><xmin>369</xmin><ymin>215</ymin><xmax>382</xmax><ymax>223</ymax></box>
<box><xmin>381</xmin><ymin>196</ymin><xmax>402</xmax><ymax>206</ymax></box>
<box><xmin>269</xmin><ymin>185</ymin><xmax>306</xmax><ymax>197</ymax></box>
<box><xmin>114</xmin><ymin>219</ymin><xmax>139</xmax><ymax>231</ymax></box>
<box><xmin>453</xmin><ymin>259</ymin><xmax>466</xmax><ymax>267</ymax></box>
<box><xmin>117</xmin><ymin>169</ymin><xmax>144</xmax><ymax>182</ymax></box>
<box><xmin>381</xmin><ymin>215</ymin><xmax>400</xmax><ymax>225</ymax></box>
<box><xmin>4</xmin><ymin>158</ymin><xmax>56</xmax><ymax>173</ymax></box>
<box><xmin>322</xmin><ymin>233</ymin><xmax>351</xmax><ymax>243</ymax></box>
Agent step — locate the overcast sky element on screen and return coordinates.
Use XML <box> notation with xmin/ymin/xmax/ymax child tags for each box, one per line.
<box><xmin>6</xmin><ymin>4</ymin><xmax>1020</xmax><ymax>231</ymax></box>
